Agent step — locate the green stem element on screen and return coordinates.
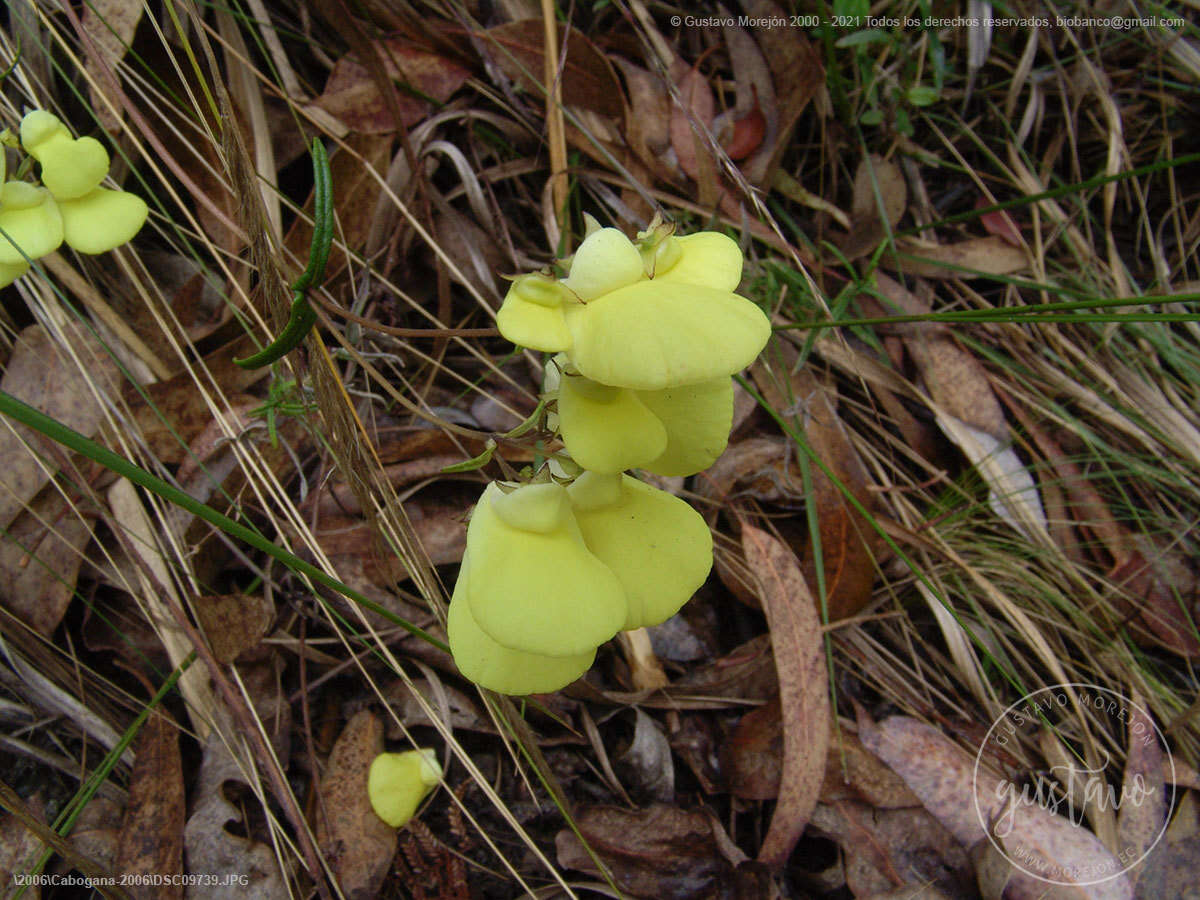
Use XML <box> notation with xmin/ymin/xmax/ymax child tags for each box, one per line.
<box><xmin>0</xmin><ymin>389</ymin><xmax>448</xmax><ymax>652</ymax></box>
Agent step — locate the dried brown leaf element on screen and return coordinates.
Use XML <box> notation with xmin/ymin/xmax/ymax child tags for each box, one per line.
<box><xmin>891</xmin><ymin>236</ymin><xmax>1028</xmax><ymax>279</ymax></box>
<box><xmin>736</xmin><ymin>0</ymin><xmax>823</xmax><ymax>185</ymax></box>
<box><xmin>318</xmin><ymin>710</ymin><xmax>396</xmax><ymax>900</ymax></box>
<box><xmin>613</xmin><ymin>58</ymin><xmax>677</xmax><ymax>181</ymax></box>
<box><xmin>723</xmin><ymin>695</ymin><xmax>783</xmax><ymax>800</ymax></box>
<box><xmin>313</xmin><ymin>40</ymin><xmax>470</xmax><ymax>133</ymax></box>
<box><xmin>0</xmin><ymin>487</ymin><xmax>95</xmax><ymax>636</ymax></box>
<box><xmin>669</xmin><ymin>58</ymin><xmax>718</xmax><ymax>195</ymax></box>
<box><xmin>193</xmin><ymin>593</ymin><xmax>274</xmax><ymax>664</ymax></box>
<box><xmin>115</xmin><ymin>712</ymin><xmax>184</xmax><ymax>900</ymax></box>
<box><xmin>0</xmin><ymin>325</ymin><xmax>121</xmax><ymax>533</ymax></box>
<box><xmin>555</xmin><ymin>804</ymin><xmax>736</xmax><ymax>899</ymax></box>
<box><xmin>858</xmin><ymin>714</ymin><xmax>1134</xmax><ymax>900</ymax></box>
<box><xmin>820</xmin><ymin>727</ymin><xmax>921</xmax><ymax>809</ymax></box>
<box><xmin>742</xmin><ymin>524</ymin><xmax>830</xmax><ymax>868</ymax></box>
<box><xmin>482</xmin><ymin>22</ymin><xmax>624</xmax><ymax>117</ymax></box>
<box><xmin>185</xmin><ymin>730</ymin><xmax>288</xmax><ymax>899</ymax></box>
<box><xmin>82</xmin><ymin>0</ymin><xmax>143</xmax><ymax>132</ymax></box>
<box><xmin>1117</xmin><ymin>693</ymin><xmax>1169</xmax><ymax>889</ymax></box>
<box><xmin>810</xmin><ymin>800</ymin><xmax>971</xmax><ymax>898</ymax></box>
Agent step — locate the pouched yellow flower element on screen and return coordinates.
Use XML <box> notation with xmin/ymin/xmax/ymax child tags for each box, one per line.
<box><xmin>563</xmin><ymin>279</ymin><xmax>770</xmax><ymax>391</ymax></box>
<box><xmin>651</xmin><ymin>232</ymin><xmax>744</xmax><ymax>291</ymax></box>
<box><xmin>0</xmin><ymin>181</ymin><xmax>63</xmax><ymax>266</ymax></box>
<box><xmin>562</xmin><ymin>227</ymin><xmax>644</xmax><ymax>300</ymax></box>
<box><xmin>57</xmin><ymin>187</ymin><xmax>149</xmax><ymax>255</ymax></box>
<box><xmin>367</xmin><ymin>749</ymin><xmax>441</xmax><ymax>828</ymax></box>
<box><xmin>495</xmin><ymin>272</ymin><xmax>572</xmax><ymax>352</ymax></box>
<box><xmin>447</xmin><ymin>553</ymin><xmax>596</xmax><ymax>694</ymax></box>
<box><xmin>568</xmin><ymin>472</ymin><xmax>712</xmax><ymax>630</ymax></box>
<box><xmin>462</xmin><ymin>481</ymin><xmax>627</xmax><ymax>657</ymax></box>
<box><xmin>554</xmin><ymin>364</ymin><xmax>668</xmax><ymax>473</ymax></box>
<box><xmin>548</xmin><ymin>356</ymin><xmax>733</xmax><ymax>476</ymax></box>
<box><xmin>0</xmin><ymin>260</ymin><xmax>30</xmax><ymax>288</ymax></box>
<box><xmin>20</xmin><ymin>110</ymin><xmax>109</xmax><ymax>201</ymax></box>
<box><xmin>637</xmin><ymin>376</ymin><xmax>734</xmax><ymax>476</ymax></box>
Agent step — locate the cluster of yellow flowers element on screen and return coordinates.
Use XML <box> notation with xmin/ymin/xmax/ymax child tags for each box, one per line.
<box><xmin>1</xmin><ymin>110</ymin><xmax>148</xmax><ymax>287</ymax></box>
<box><xmin>448</xmin><ymin>221</ymin><xmax>771</xmax><ymax>694</ymax></box>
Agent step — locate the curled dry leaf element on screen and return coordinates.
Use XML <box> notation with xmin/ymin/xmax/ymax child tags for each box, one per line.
<box><xmin>193</xmin><ymin>592</ymin><xmax>274</xmax><ymax>665</ymax></box>
<box><xmin>840</xmin><ymin>154</ymin><xmax>908</xmax><ymax>261</ymax></box>
<box><xmin>810</xmin><ymin>800</ymin><xmax>972</xmax><ymax>898</ymax></box>
<box><xmin>668</xmin><ymin>57</ymin><xmax>718</xmax><ymax>198</ymax></box>
<box><xmin>185</xmin><ymin>732</ymin><xmax>288</xmax><ymax>899</ymax></box>
<box><xmin>555</xmin><ymin>803</ymin><xmax>738</xmax><ymax>899</ymax></box>
<box><xmin>0</xmin><ymin>487</ymin><xmax>95</xmax><ymax>636</ymax></box>
<box><xmin>481</xmin><ymin>21</ymin><xmax>624</xmax><ymax>118</ymax></box>
<box><xmin>115</xmin><ymin>712</ymin><xmax>184</xmax><ymax>900</ymax></box>
<box><xmin>741</xmin><ymin>524</ymin><xmax>830</xmax><ymax>869</ymax></box>
<box><xmin>858</xmin><ymin>713</ymin><xmax>1134</xmax><ymax>900</ymax></box>
<box><xmin>1117</xmin><ymin>692</ymin><xmax>1169</xmax><ymax>890</ymax></box>
<box><xmin>616</xmin><ymin>708</ymin><xmax>676</xmax><ymax>803</ymax></box>
<box><xmin>317</xmin><ymin>710</ymin><xmax>397</xmax><ymax>900</ymax></box>
<box><xmin>0</xmin><ymin>325</ymin><xmax>121</xmax><ymax>533</ymax></box>
<box><xmin>313</xmin><ymin>39</ymin><xmax>470</xmax><ymax>134</ymax></box>
<box><xmin>723</xmin><ymin>695</ymin><xmax>783</xmax><ymax>800</ymax></box>
<box><xmin>891</xmin><ymin>236</ymin><xmax>1028</xmax><ymax>279</ymax></box>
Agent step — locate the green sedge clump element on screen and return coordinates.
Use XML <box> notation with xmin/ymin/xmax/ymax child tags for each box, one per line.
<box><xmin>449</xmin><ymin>219</ymin><xmax>770</xmax><ymax>695</ymax></box>
<box><xmin>0</xmin><ymin>110</ymin><xmax>148</xmax><ymax>286</ymax></box>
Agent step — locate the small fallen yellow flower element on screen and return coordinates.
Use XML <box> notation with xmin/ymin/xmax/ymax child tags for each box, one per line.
<box><xmin>460</xmin><ymin>481</ymin><xmax>627</xmax><ymax>658</ymax></box>
<box><xmin>367</xmin><ymin>749</ymin><xmax>441</xmax><ymax>828</ymax></box>
<box><xmin>568</xmin><ymin>472</ymin><xmax>713</xmax><ymax>630</ymax></box>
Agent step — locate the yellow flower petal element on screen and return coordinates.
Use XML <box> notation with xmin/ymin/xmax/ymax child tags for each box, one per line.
<box><xmin>557</xmin><ymin>370</ymin><xmax>668</xmax><ymax>473</ymax></box>
<box><xmin>32</xmin><ymin>134</ymin><xmax>109</xmax><ymax>201</ymax></box>
<box><xmin>57</xmin><ymin>188</ymin><xmax>148</xmax><ymax>254</ymax></box>
<box><xmin>367</xmin><ymin>749</ymin><xmax>441</xmax><ymax>827</ymax></box>
<box><xmin>495</xmin><ymin>274</ymin><xmax>572</xmax><ymax>351</ymax></box>
<box><xmin>464</xmin><ymin>482</ymin><xmax>627</xmax><ymax>657</ymax></box>
<box><xmin>448</xmin><ymin>557</ymin><xmax>595</xmax><ymax>694</ymax></box>
<box><xmin>653</xmin><ymin>232</ymin><xmax>743</xmax><ymax>291</ymax></box>
<box><xmin>562</xmin><ymin>227</ymin><xmax>644</xmax><ymax>301</ymax></box>
<box><xmin>0</xmin><ymin>182</ymin><xmax>63</xmax><ymax>265</ymax></box>
<box><xmin>0</xmin><ymin>259</ymin><xmax>30</xmax><ymax>288</ymax></box>
<box><xmin>637</xmin><ymin>377</ymin><xmax>734</xmax><ymax>476</ymax></box>
<box><xmin>19</xmin><ymin>110</ymin><xmax>70</xmax><ymax>152</ymax></box>
<box><xmin>564</xmin><ymin>280</ymin><xmax>770</xmax><ymax>390</ymax></box>
<box><xmin>568</xmin><ymin>473</ymin><xmax>712</xmax><ymax>630</ymax></box>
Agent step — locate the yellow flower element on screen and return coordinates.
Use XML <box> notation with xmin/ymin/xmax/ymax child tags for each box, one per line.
<box><xmin>495</xmin><ymin>272</ymin><xmax>572</xmax><ymax>352</ymax></box>
<box><xmin>20</xmin><ymin>110</ymin><xmax>109</xmax><ymax>200</ymax></box>
<box><xmin>563</xmin><ymin>278</ymin><xmax>769</xmax><ymax>390</ymax></box>
<box><xmin>459</xmin><ymin>481</ymin><xmax>627</xmax><ymax>657</ymax></box>
<box><xmin>0</xmin><ymin>181</ymin><xmax>63</xmax><ymax>266</ymax></box>
<box><xmin>447</xmin><ymin>552</ymin><xmax>596</xmax><ymax>695</ymax></box>
<box><xmin>562</xmin><ymin>226</ymin><xmax>644</xmax><ymax>300</ymax></box>
<box><xmin>568</xmin><ymin>472</ymin><xmax>713</xmax><ymax>630</ymax></box>
<box><xmin>548</xmin><ymin>356</ymin><xmax>734</xmax><ymax>476</ymax></box>
<box><xmin>57</xmin><ymin>188</ymin><xmax>149</xmax><ymax>255</ymax></box>
<box><xmin>14</xmin><ymin>109</ymin><xmax>148</xmax><ymax>257</ymax></box>
<box><xmin>367</xmin><ymin>749</ymin><xmax>441</xmax><ymax>828</ymax></box>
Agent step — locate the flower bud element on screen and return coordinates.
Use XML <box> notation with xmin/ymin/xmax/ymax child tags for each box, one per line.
<box><xmin>495</xmin><ymin>273</ymin><xmax>572</xmax><ymax>351</ymax></box>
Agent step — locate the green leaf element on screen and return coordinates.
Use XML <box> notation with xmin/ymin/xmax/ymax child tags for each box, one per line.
<box><xmin>906</xmin><ymin>85</ymin><xmax>940</xmax><ymax>107</ymax></box>
<box><xmin>835</xmin><ymin>29</ymin><xmax>890</xmax><ymax>49</ymax></box>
